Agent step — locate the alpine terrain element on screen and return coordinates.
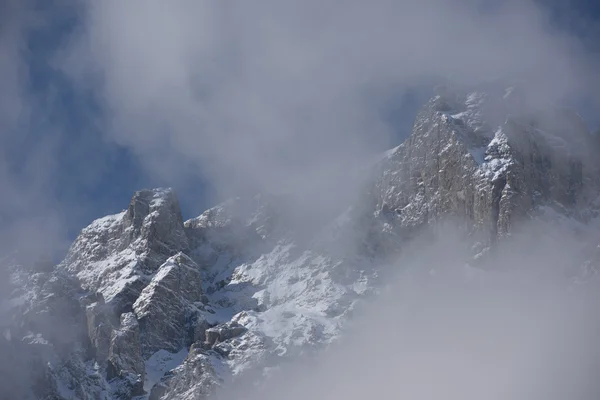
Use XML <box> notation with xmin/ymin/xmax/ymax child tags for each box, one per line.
<box><xmin>2</xmin><ymin>84</ymin><xmax>600</xmax><ymax>399</ymax></box>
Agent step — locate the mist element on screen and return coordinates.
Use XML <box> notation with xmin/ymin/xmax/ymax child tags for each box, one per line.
<box><xmin>2</xmin><ymin>0</ymin><xmax>599</xmax><ymax>254</ymax></box>
<box><xmin>2</xmin><ymin>0</ymin><xmax>600</xmax><ymax>399</ymax></box>
<box><xmin>58</xmin><ymin>0</ymin><xmax>599</xmax><ymax>206</ymax></box>
<box><xmin>216</xmin><ymin>222</ymin><xmax>600</xmax><ymax>400</ymax></box>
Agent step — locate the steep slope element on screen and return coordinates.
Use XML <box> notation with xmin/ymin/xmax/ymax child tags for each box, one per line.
<box><xmin>3</xmin><ymin>85</ymin><xmax>600</xmax><ymax>400</ymax></box>
<box><xmin>61</xmin><ymin>188</ymin><xmax>189</xmax><ymax>317</ymax></box>
<box><xmin>149</xmin><ymin>86</ymin><xmax>600</xmax><ymax>398</ymax></box>
<box><xmin>369</xmin><ymin>85</ymin><xmax>600</xmax><ymax>260</ymax></box>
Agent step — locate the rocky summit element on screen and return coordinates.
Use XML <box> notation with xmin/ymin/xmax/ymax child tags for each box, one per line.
<box><xmin>3</xmin><ymin>85</ymin><xmax>600</xmax><ymax>399</ymax></box>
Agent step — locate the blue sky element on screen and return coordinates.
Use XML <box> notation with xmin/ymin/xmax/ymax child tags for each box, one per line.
<box><xmin>3</xmin><ymin>0</ymin><xmax>600</xmax><ymax>257</ymax></box>
<box><xmin>11</xmin><ymin>1</ymin><xmax>213</xmax><ymax>238</ymax></box>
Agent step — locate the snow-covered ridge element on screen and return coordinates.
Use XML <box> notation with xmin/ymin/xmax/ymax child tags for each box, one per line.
<box><xmin>5</xmin><ymin>86</ymin><xmax>600</xmax><ymax>400</ymax></box>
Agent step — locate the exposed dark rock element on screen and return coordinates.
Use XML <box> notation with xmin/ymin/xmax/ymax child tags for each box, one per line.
<box><xmin>205</xmin><ymin>321</ymin><xmax>248</xmax><ymax>347</ymax></box>
<box><xmin>86</xmin><ymin>299</ymin><xmax>115</xmax><ymax>364</ymax></box>
<box><xmin>149</xmin><ymin>344</ymin><xmax>221</xmax><ymax>400</ymax></box>
<box><xmin>123</xmin><ymin>188</ymin><xmax>190</xmax><ymax>274</ymax></box>
<box><xmin>133</xmin><ymin>253</ymin><xmax>203</xmax><ymax>357</ymax></box>
<box><xmin>5</xmin><ymin>86</ymin><xmax>600</xmax><ymax>400</ymax></box>
<box><xmin>60</xmin><ymin>188</ymin><xmax>190</xmax><ymax>322</ymax></box>
<box><xmin>192</xmin><ymin>318</ymin><xmax>211</xmax><ymax>345</ymax></box>
<box><xmin>368</xmin><ymin>88</ymin><xmax>600</xmax><ymax>258</ymax></box>
<box><xmin>107</xmin><ymin>313</ymin><xmax>145</xmax><ymax>397</ymax></box>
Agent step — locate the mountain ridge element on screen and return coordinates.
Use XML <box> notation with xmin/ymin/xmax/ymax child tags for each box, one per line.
<box><xmin>3</xmin><ymin>85</ymin><xmax>600</xmax><ymax>399</ymax></box>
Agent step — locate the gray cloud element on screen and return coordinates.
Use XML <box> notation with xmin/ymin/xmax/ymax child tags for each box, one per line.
<box><xmin>0</xmin><ymin>1</ymin><xmax>72</xmax><ymax>261</ymax></box>
<box><xmin>58</xmin><ymin>0</ymin><xmax>599</xmax><ymax>209</ymax></box>
<box><xmin>1</xmin><ymin>1</ymin><xmax>600</xmax><ymax>397</ymax></box>
<box><xmin>1</xmin><ymin>0</ymin><xmax>598</xmax><ymax>259</ymax></box>
<box><xmin>217</xmin><ymin>224</ymin><xmax>600</xmax><ymax>400</ymax></box>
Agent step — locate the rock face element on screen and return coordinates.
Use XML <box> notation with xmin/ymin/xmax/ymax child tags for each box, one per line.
<box><xmin>133</xmin><ymin>253</ymin><xmax>204</xmax><ymax>357</ymax></box>
<box><xmin>86</xmin><ymin>295</ymin><xmax>114</xmax><ymax>364</ymax></box>
<box><xmin>3</xmin><ymin>85</ymin><xmax>600</xmax><ymax>399</ymax></box>
<box><xmin>369</xmin><ymin>86</ymin><xmax>599</xmax><ymax>258</ymax></box>
<box><xmin>204</xmin><ymin>321</ymin><xmax>247</xmax><ymax>348</ymax></box>
<box><xmin>107</xmin><ymin>313</ymin><xmax>145</xmax><ymax>397</ymax></box>
<box><xmin>60</xmin><ymin>188</ymin><xmax>189</xmax><ymax>317</ymax></box>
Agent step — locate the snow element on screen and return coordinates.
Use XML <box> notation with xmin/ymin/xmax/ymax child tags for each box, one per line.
<box><xmin>383</xmin><ymin>144</ymin><xmax>401</xmax><ymax>158</ymax></box>
<box><xmin>480</xmin><ymin>157</ymin><xmax>510</xmax><ymax>181</ymax></box>
<box><xmin>466</xmin><ymin>91</ymin><xmax>485</xmax><ymax>107</ymax></box>
<box><xmin>34</xmin><ymin>85</ymin><xmax>600</xmax><ymax>399</ymax></box>
<box><xmin>375</xmin><ymin>145</ymin><xmax>402</xmax><ymax>163</ymax></box>
<box><xmin>474</xmin><ymin>128</ymin><xmax>513</xmax><ymax>181</ymax></box>
<box><xmin>144</xmin><ymin>348</ymin><xmax>189</xmax><ymax>392</ymax></box>
<box><xmin>217</xmin><ymin>248</ymin><xmax>358</xmax><ymax>346</ymax></box>
<box><xmin>468</xmin><ymin>146</ymin><xmax>486</xmax><ymax>165</ymax></box>
<box><xmin>450</xmin><ymin>111</ymin><xmax>468</xmax><ymax>120</ymax></box>
<box><xmin>149</xmin><ymin>189</ymin><xmax>170</xmax><ymax>208</ymax></box>
<box><xmin>22</xmin><ymin>332</ymin><xmax>49</xmax><ymax>345</ymax></box>
<box><xmin>87</xmin><ymin>211</ymin><xmax>127</xmax><ymax>230</ymax></box>
<box><xmin>503</xmin><ymin>86</ymin><xmax>515</xmax><ymax>99</ymax></box>
<box><xmin>78</xmin><ymin>250</ymin><xmax>139</xmax><ymax>302</ymax></box>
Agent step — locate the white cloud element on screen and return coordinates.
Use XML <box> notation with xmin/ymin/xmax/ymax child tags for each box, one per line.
<box><xmin>219</xmin><ymin>226</ymin><xmax>600</xmax><ymax>399</ymax></box>
<box><xmin>1</xmin><ymin>1</ymin><xmax>600</xmax><ymax>397</ymax></box>
<box><xmin>60</xmin><ymin>0</ymin><xmax>598</xmax><ymax>207</ymax></box>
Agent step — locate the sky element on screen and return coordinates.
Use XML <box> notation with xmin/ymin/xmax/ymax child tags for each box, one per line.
<box><xmin>2</xmin><ymin>0</ymin><xmax>600</xmax><ymax>260</ymax></box>
<box><xmin>3</xmin><ymin>2</ymin><xmax>600</xmax><ymax>397</ymax></box>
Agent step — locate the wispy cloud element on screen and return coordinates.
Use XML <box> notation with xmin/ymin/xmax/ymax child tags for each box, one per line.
<box><xmin>1</xmin><ymin>1</ymin><xmax>600</xmax><ymax>397</ymax></box>
<box><xmin>218</xmin><ymin>223</ymin><xmax>600</xmax><ymax>399</ymax></box>
<box><xmin>58</xmin><ymin>0</ymin><xmax>599</xmax><ymax>206</ymax></box>
<box><xmin>0</xmin><ymin>1</ymin><xmax>70</xmax><ymax>260</ymax></box>
<box><xmin>2</xmin><ymin>0</ymin><xmax>599</xmax><ymax>257</ymax></box>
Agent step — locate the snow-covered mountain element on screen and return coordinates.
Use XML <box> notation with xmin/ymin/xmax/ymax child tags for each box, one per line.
<box><xmin>3</xmin><ymin>85</ymin><xmax>600</xmax><ymax>400</ymax></box>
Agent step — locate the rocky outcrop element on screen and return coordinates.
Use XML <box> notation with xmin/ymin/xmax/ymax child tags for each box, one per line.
<box><xmin>123</xmin><ymin>189</ymin><xmax>190</xmax><ymax>273</ymax></box>
<box><xmin>204</xmin><ymin>321</ymin><xmax>247</xmax><ymax>347</ymax></box>
<box><xmin>86</xmin><ymin>294</ymin><xmax>114</xmax><ymax>364</ymax></box>
<box><xmin>0</xmin><ymin>264</ymin><xmax>112</xmax><ymax>400</ymax></box>
<box><xmin>60</xmin><ymin>188</ymin><xmax>189</xmax><ymax>317</ymax></box>
<box><xmin>184</xmin><ymin>196</ymin><xmax>271</xmax><ymax>271</ymax></box>
<box><xmin>133</xmin><ymin>253</ymin><xmax>203</xmax><ymax>357</ymax></box>
<box><xmin>148</xmin><ymin>344</ymin><xmax>221</xmax><ymax>400</ymax></box>
<box><xmin>5</xmin><ymin>85</ymin><xmax>600</xmax><ymax>400</ymax></box>
<box><xmin>369</xmin><ymin>86</ymin><xmax>599</xmax><ymax>259</ymax></box>
<box><xmin>107</xmin><ymin>313</ymin><xmax>145</xmax><ymax>397</ymax></box>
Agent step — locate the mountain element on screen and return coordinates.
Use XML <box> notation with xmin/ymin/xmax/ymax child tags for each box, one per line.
<box><xmin>3</xmin><ymin>85</ymin><xmax>600</xmax><ymax>400</ymax></box>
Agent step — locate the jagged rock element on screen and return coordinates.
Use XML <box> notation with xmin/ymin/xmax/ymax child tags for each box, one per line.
<box><xmin>148</xmin><ymin>371</ymin><xmax>174</xmax><ymax>400</ymax></box>
<box><xmin>369</xmin><ymin>87</ymin><xmax>599</xmax><ymax>257</ymax></box>
<box><xmin>86</xmin><ymin>298</ymin><xmax>114</xmax><ymax>364</ymax></box>
<box><xmin>123</xmin><ymin>189</ymin><xmax>190</xmax><ymax>273</ymax></box>
<box><xmin>133</xmin><ymin>253</ymin><xmax>203</xmax><ymax>357</ymax></box>
<box><xmin>6</xmin><ymin>85</ymin><xmax>600</xmax><ymax>400</ymax></box>
<box><xmin>149</xmin><ymin>343</ymin><xmax>221</xmax><ymax>400</ymax></box>
<box><xmin>205</xmin><ymin>321</ymin><xmax>247</xmax><ymax>347</ymax></box>
<box><xmin>184</xmin><ymin>197</ymin><xmax>268</xmax><ymax>270</ymax></box>
<box><xmin>1</xmin><ymin>264</ymin><xmax>112</xmax><ymax>399</ymax></box>
<box><xmin>60</xmin><ymin>188</ymin><xmax>189</xmax><ymax>318</ymax></box>
<box><xmin>107</xmin><ymin>312</ymin><xmax>145</xmax><ymax>397</ymax></box>
<box><xmin>17</xmin><ymin>269</ymin><xmax>89</xmax><ymax>357</ymax></box>
<box><xmin>192</xmin><ymin>318</ymin><xmax>211</xmax><ymax>344</ymax></box>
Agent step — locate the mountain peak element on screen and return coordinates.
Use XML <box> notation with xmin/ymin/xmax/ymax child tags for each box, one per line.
<box><xmin>7</xmin><ymin>90</ymin><xmax>600</xmax><ymax>400</ymax></box>
<box><xmin>125</xmin><ymin>187</ymin><xmax>183</xmax><ymax>233</ymax></box>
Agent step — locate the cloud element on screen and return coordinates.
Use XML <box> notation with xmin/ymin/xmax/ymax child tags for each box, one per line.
<box><xmin>0</xmin><ymin>1</ymin><xmax>599</xmax><ymax>398</ymax></box>
<box><xmin>1</xmin><ymin>0</ymin><xmax>598</xmax><ymax>258</ymax></box>
<box><xmin>0</xmin><ymin>1</ymin><xmax>71</xmax><ymax>261</ymax></box>
<box><xmin>217</xmin><ymin>224</ymin><xmax>600</xmax><ymax>400</ymax></box>
<box><xmin>58</xmin><ymin>0</ymin><xmax>599</xmax><ymax>211</ymax></box>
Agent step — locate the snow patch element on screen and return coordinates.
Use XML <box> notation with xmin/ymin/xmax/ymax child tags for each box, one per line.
<box><xmin>144</xmin><ymin>348</ymin><xmax>189</xmax><ymax>392</ymax></box>
<box><xmin>468</xmin><ymin>147</ymin><xmax>486</xmax><ymax>165</ymax></box>
<box><xmin>477</xmin><ymin>128</ymin><xmax>513</xmax><ymax>181</ymax></box>
<box><xmin>87</xmin><ymin>211</ymin><xmax>126</xmax><ymax>231</ymax></box>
